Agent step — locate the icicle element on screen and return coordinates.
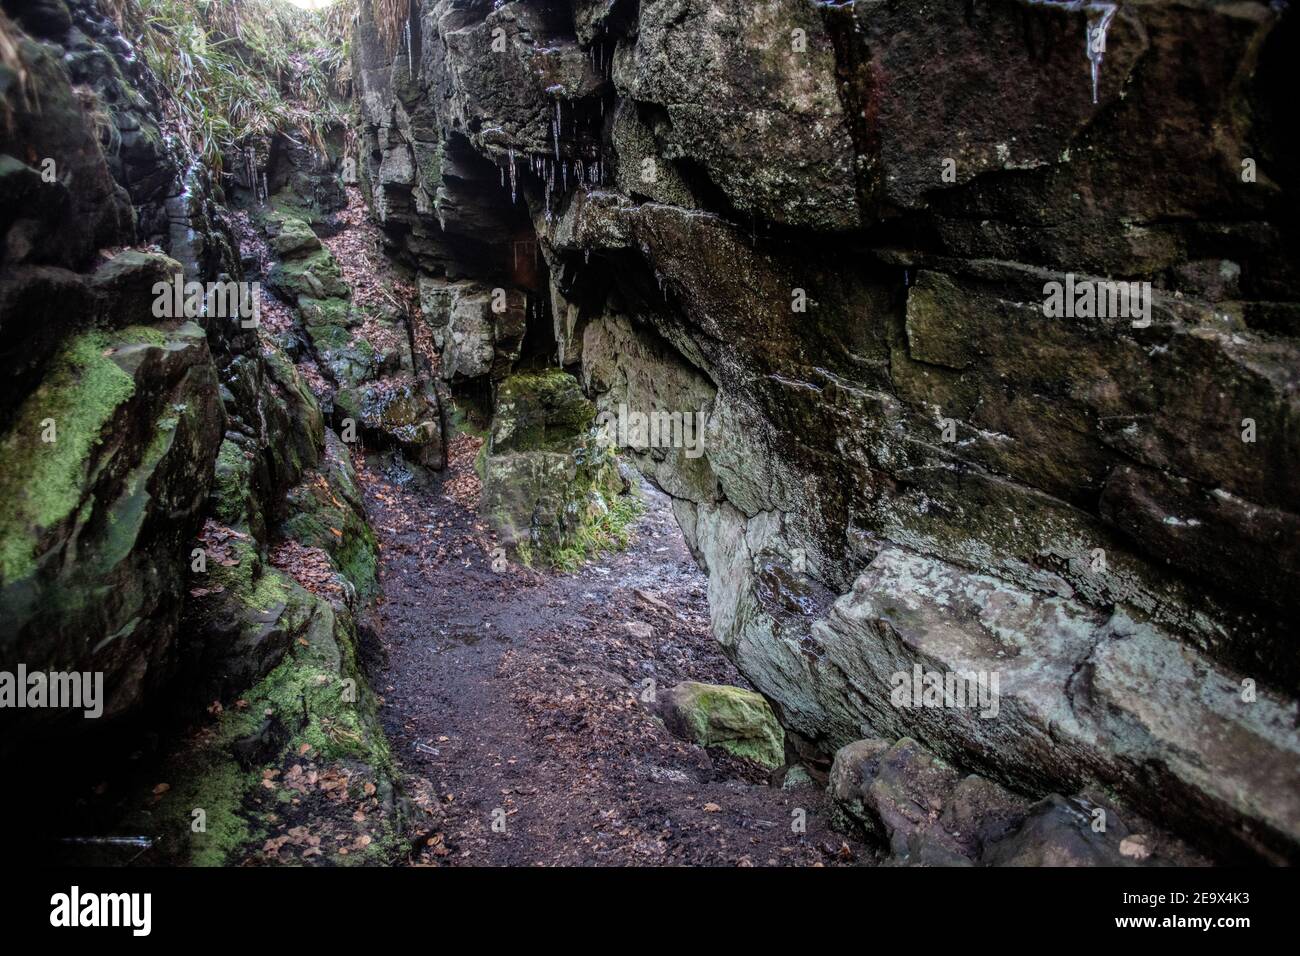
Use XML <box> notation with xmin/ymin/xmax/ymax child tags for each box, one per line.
<box><xmin>562</xmin><ymin>160</ymin><xmax>568</xmax><ymax>192</ymax></box>
<box><xmin>404</xmin><ymin>20</ymin><xmax>413</xmax><ymax>77</ymax></box>
<box><xmin>508</xmin><ymin>148</ymin><xmax>517</xmax><ymax>203</ymax></box>
<box><xmin>261</xmin><ymin>172</ymin><xmax>268</xmax><ymax>205</ymax></box>
<box><xmin>1085</xmin><ymin>3</ymin><xmax>1117</xmax><ymax>105</ymax></box>
<box><xmin>584</xmin><ymin>248</ymin><xmax>590</xmax><ymax>264</ymax></box>
<box><xmin>1030</xmin><ymin>1</ymin><xmax>1119</xmax><ymax>106</ymax></box>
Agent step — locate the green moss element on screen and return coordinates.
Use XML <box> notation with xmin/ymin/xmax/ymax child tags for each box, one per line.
<box><xmin>211</xmin><ymin>439</ymin><xmax>254</xmax><ymax>528</ymax></box>
<box><xmin>0</xmin><ymin>331</ymin><xmax>137</xmax><ymax>581</ymax></box>
<box><xmin>672</xmin><ymin>682</ymin><xmax>785</xmax><ymax>769</ymax></box>
<box><xmin>447</xmin><ymin>401</ymin><xmax>490</xmax><ymax>441</ymax></box>
<box><xmin>268</xmin><ymin>248</ymin><xmax>348</xmax><ymax>300</ymax></box>
<box><xmin>143</xmin><ymin>586</ymin><xmax>398</xmax><ymax>865</ymax></box>
<box><xmin>175</xmin><ymin>762</ymin><xmax>258</xmax><ymax>868</ymax></box>
<box><xmin>280</xmin><ymin>446</ymin><xmax>381</xmax><ymax>601</ymax></box>
<box><xmin>117</xmin><ymin>325</ymin><xmax>168</xmax><ymax>348</ymax></box>
<box><xmin>207</xmin><ymin>538</ymin><xmax>291</xmax><ymax>613</ymax></box>
<box><xmin>491</xmin><ymin>370</ymin><xmax>597</xmax><ymax>454</ymax></box>
<box><xmin>298</xmin><ymin>295</ymin><xmax>351</xmax><ymax>328</ymax></box>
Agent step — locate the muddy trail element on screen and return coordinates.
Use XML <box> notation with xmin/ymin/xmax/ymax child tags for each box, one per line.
<box><xmin>294</xmin><ymin>189</ymin><xmax>859</xmax><ymax>867</ymax></box>
<box><xmin>357</xmin><ymin>443</ymin><xmax>860</xmax><ymax>866</ymax></box>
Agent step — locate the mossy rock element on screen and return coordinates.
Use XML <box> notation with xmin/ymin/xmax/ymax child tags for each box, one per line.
<box><xmin>661</xmin><ymin>681</ymin><xmax>785</xmax><ymax>769</ymax></box>
<box><xmin>90</xmin><ymin>250</ymin><xmax>184</xmax><ymax>327</ymax></box>
<box><xmin>211</xmin><ymin>438</ymin><xmax>264</xmax><ymax>538</ymax></box>
<box><xmin>280</xmin><ymin>431</ymin><xmax>380</xmax><ymax>602</ymax></box>
<box><xmin>489</xmin><ymin>369</ymin><xmax>597</xmax><ymax>454</ymax></box>
<box><xmin>0</xmin><ymin>322</ymin><xmax>223</xmax><ymax>737</ymax></box>
<box><xmin>267</xmin><ymin>248</ymin><xmax>349</xmax><ymax>301</ymax></box>
<box><xmin>298</xmin><ymin>295</ymin><xmax>352</xmax><ymax>329</ymax></box>
<box><xmin>357</xmin><ymin>378</ymin><xmax>444</xmax><ymax>468</ymax></box>
<box><xmin>482</xmin><ymin>409</ymin><xmax>632</xmax><ymax>567</ymax></box>
<box><xmin>143</xmin><ymin>573</ymin><xmax>401</xmax><ymax>866</ymax></box>
<box><xmin>264</xmin><ymin>212</ymin><xmax>323</xmax><ymax>259</ymax></box>
<box><xmin>481</xmin><ymin>370</ymin><xmax>631</xmax><ymax>565</ymax></box>
<box><xmin>308</xmin><ymin>323</ymin><xmax>379</xmax><ymax>391</ymax></box>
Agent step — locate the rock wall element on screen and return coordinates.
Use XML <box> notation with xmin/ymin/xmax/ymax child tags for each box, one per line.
<box><xmin>355</xmin><ymin>0</ymin><xmax>1300</xmax><ymax>862</ymax></box>
<box><xmin>1</xmin><ymin>0</ymin><xmax>402</xmax><ymax>863</ymax></box>
<box><xmin>0</xmin><ymin>0</ymin><xmax>233</xmax><ymax>741</ymax></box>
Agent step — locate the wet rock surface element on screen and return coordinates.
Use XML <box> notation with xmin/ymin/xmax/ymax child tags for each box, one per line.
<box><xmin>2</xmin><ymin>0</ymin><xmax>1298</xmax><ymax>868</ymax></box>
<box><xmin>352</xmin><ymin>0</ymin><xmax>1300</xmax><ymax>862</ymax></box>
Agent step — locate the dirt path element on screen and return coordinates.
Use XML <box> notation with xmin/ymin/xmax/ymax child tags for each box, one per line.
<box><xmin>354</xmin><ymin>436</ymin><xmax>861</xmax><ymax>866</ymax></box>
<box><xmin>299</xmin><ymin>188</ymin><xmax>861</xmax><ymax>866</ymax></box>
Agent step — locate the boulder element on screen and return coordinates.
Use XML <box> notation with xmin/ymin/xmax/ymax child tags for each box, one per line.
<box><xmin>418</xmin><ymin>277</ymin><xmax>525</xmax><ymax>383</ymax></box>
<box><xmin>264</xmin><ymin>212</ymin><xmax>324</xmax><ymax>260</ymax></box>
<box><xmin>659</xmin><ymin>681</ymin><xmax>785</xmax><ymax>769</ymax></box>
<box><xmin>480</xmin><ymin>369</ymin><xmax>628</xmax><ymax>562</ymax></box>
<box><xmin>352</xmin><ymin>377</ymin><xmax>444</xmax><ymax>470</ymax></box>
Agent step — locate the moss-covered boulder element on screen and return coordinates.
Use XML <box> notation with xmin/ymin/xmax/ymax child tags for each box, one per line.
<box><xmin>267</xmin><ymin>247</ymin><xmax>349</xmax><ymax>301</ymax></box>
<box><xmin>263</xmin><ymin>211</ymin><xmax>323</xmax><ymax>260</ymax></box>
<box><xmin>489</xmin><ymin>369</ymin><xmax>600</xmax><ymax>454</ymax></box>
<box><xmin>660</xmin><ymin>681</ymin><xmax>785</xmax><ymax>769</ymax></box>
<box><xmin>0</xmin><ymin>321</ymin><xmax>224</xmax><ymax>740</ymax></box>
<box><xmin>309</xmin><ymin>322</ymin><xmax>379</xmax><ymax>390</ymax></box>
<box><xmin>299</xmin><ymin>295</ymin><xmax>353</xmax><ymax>329</ymax></box>
<box><xmin>480</xmin><ymin>370</ymin><xmax>630</xmax><ymax>565</ymax></box>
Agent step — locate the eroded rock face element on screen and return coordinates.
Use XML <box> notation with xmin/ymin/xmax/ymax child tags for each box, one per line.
<box><xmin>354</xmin><ymin>0</ymin><xmax>1300</xmax><ymax>861</ymax></box>
<box><xmin>0</xmin><ymin>320</ymin><xmax>224</xmax><ymax>736</ymax></box>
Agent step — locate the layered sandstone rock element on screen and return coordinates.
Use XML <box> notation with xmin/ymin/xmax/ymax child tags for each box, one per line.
<box><xmin>354</xmin><ymin>0</ymin><xmax>1299</xmax><ymax>861</ymax></box>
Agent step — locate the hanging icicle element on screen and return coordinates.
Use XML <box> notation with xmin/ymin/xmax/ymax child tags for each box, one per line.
<box><xmin>1028</xmin><ymin>1</ymin><xmax>1120</xmax><ymax>106</ymax></box>
<box><xmin>1084</xmin><ymin>3</ymin><xmax>1118</xmax><ymax>105</ymax></box>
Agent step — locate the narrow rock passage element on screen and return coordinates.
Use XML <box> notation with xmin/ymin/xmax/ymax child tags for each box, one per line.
<box><xmin>357</xmin><ymin>445</ymin><xmax>860</xmax><ymax>866</ymax></box>
<box><xmin>291</xmin><ymin>188</ymin><xmax>860</xmax><ymax>865</ymax></box>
